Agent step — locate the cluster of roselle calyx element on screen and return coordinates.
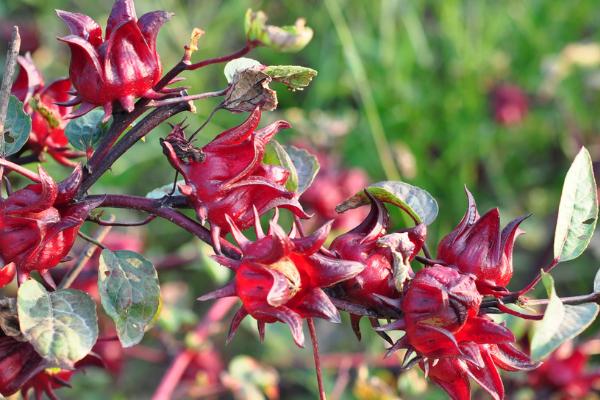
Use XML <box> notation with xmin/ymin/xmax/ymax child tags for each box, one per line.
<box><xmin>0</xmin><ymin>164</ymin><xmax>101</xmax><ymax>286</ymax></box>
<box><xmin>162</xmin><ymin>108</ymin><xmax>308</xmax><ymax>249</ymax></box>
<box><xmin>56</xmin><ymin>0</ymin><xmax>172</xmax><ymax>119</ymax></box>
<box><xmin>372</xmin><ymin>188</ymin><xmax>538</xmax><ymax>400</ymax></box>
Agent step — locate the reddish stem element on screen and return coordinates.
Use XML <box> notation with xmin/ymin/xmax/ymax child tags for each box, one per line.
<box><xmin>308</xmin><ymin>318</ymin><xmax>327</xmax><ymax>400</ymax></box>
<box><xmin>0</xmin><ymin>158</ymin><xmax>41</xmax><ymax>182</ymax></box>
<box><xmin>186</xmin><ymin>41</ymin><xmax>259</xmax><ymax>71</ymax></box>
<box><xmin>515</xmin><ymin>257</ymin><xmax>560</xmax><ymax>296</ymax></box>
<box><xmin>152</xmin><ymin>297</ymin><xmax>237</xmax><ymax>400</ymax></box>
<box><xmin>89</xmin><ymin>194</ymin><xmax>241</xmax><ymax>260</ymax></box>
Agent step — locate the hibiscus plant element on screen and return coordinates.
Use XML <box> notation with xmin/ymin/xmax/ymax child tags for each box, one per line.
<box><xmin>0</xmin><ymin>1</ymin><xmax>599</xmax><ymax>399</ymax></box>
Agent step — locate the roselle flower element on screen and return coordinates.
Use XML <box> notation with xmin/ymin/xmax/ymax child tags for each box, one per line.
<box><xmin>298</xmin><ymin>143</ymin><xmax>370</xmax><ymax>231</ymax></box>
<box><xmin>0</xmin><ymin>166</ymin><xmax>101</xmax><ymax>280</ymax></box>
<box><xmin>528</xmin><ymin>341</ymin><xmax>600</xmax><ymax>400</ymax></box>
<box><xmin>162</xmin><ymin>108</ymin><xmax>307</xmax><ymax>244</ymax></box>
<box><xmin>490</xmin><ymin>84</ymin><xmax>529</xmax><ymax>126</ymax></box>
<box><xmin>0</xmin><ymin>333</ymin><xmax>46</xmax><ymax>397</ymax></box>
<box><xmin>11</xmin><ymin>54</ymin><xmax>81</xmax><ymax>166</ymax></box>
<box><xmin>437</xmin><ymin>188</ymin><xmax>527</xmax><ymax>294</ymax></box>
<box><xmin>381</xmin><ymin>265</ymin><xmax>539</xmax><ymax>400</ymax></box>
<box><xmin>198</xmin><ymin>210</ymin><xmax>364</xmax><ymax>346</ymax></box>
<box><xmin>57</xmin><ymin>0</ymin><xmax>171</xmax><ymax>118</ymax></box>
<box><xmin>328</xmin><ymin>195</ymin><xmax>426</xmax><ymax>338</ymax></box>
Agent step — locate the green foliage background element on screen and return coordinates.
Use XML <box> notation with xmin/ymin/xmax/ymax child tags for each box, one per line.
<box><xmin>2</xmin><ymin>0</ymin><xmax>600</xmax><ymax>398</ymax></box>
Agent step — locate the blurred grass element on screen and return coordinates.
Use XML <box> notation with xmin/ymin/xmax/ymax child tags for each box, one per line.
<box><xmin>3</xmin><ymin>0</ymin><xmax>600</xmax><ymax>398</ymax></box>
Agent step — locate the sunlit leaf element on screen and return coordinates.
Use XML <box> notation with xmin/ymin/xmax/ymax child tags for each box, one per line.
<box><xmin>17</xmin><ymin>280</ymin><xmax>98</xmax><ymax>368</ymax></box>
<box><xmin>98</xmin><ymin>250</ymin><xmax>161</xmax><ymax>347</ymax></box>
<box><xmin>553</xmin><ymin>147</ymin><xmax>598</xmax><ymax>262</ymax></box>
<box><xmin>264</xmin><ymin>66</ymin><xmax>318</xmax><ymax>91</ymax></box>
<box><xmin>336</xmin><ymin>181</ymin><xmax>439</xmax><ymax>225</ymax></box>
<box><xmin>3</xmin><ymin>95</ymin><xmax>31</xmax><ymax>156</ymax></box>
<box><xmin>285</xmin><ymin>145</ymin><xmax>320</xmax><ymax>195</ymax></box>
<box><xmin>531</xmin><ymin>272</ymin><xmax>599</xmax><ymax>360</ymax></box>
<box><xmin>245</xmin><ymin>9</ymin><xmax>313</xmax><ymax>53</ymax></box>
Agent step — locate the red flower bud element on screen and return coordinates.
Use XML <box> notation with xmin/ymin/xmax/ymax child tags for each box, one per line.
<box><xmin>57</xmin><ymin>0</ymin><xmax>171</xmax><ymax>118</ymax></box>
<box><xmin>11</xmin><ymin>54</ymin><xmax>82</xmax><ymax>166</ymax></box>
<box><xmin>330</xmin><ymin>196</ymin><xmax>426</xmax><ymax>308</ymax></box>
<box><xmin>198</xmin><ymin>210</ymin><xmax>364</xmax><ymax>347</ymax></box>
<box><xmin>0</xmin><ymin>166</ymin><xmax>101</xmax><ymax>279</ymax></box>
<box><xmin>162</xmin><ymin>108</ymin><xmax>308</xmax><ymax>243</ymax></box>
<box><xmin>437</xmin><ymin>188</ymin><xmax>527</xmax><ymax>294</ymax></box>
<box><xmin>490</xmin><ymin>84</ymin><xmax>529</xmax><ymax>126</ymax></box>
<box><xmin>401</xmin><ymin>265</ymin><xmax>482</xmax><ymax>358</ymax></box>
<box><xmin>379</xmin><ymin>265</ymin><xmax>539</xmax><ymax>400</ymax></box>
<box><xmin>0</xmin><ymin>335</ymin><xmax>46</xmax><ymax>397</ymax></box>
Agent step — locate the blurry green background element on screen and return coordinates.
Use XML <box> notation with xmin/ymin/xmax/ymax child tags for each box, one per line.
<box><xmin>2</xmin><ymin>0</ymin><xmax>600</xmax><ymax>399</ymax></box>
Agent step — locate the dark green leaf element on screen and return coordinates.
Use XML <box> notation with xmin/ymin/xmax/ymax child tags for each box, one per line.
<box><xmin>98</xmin><ymin>250</ymin><xmax>161</xmax><ymax>347</ymax></box>
<box><xmin>17</xmin><ymin>280</ymin><xmax>98</xmax><ymax>368</ymax></box>
<box><xmin>336</xmin><ymin>181</ymin><xmax>439</xmax><ymax>225</ymax></box>
<box><xmin>284</xmin><ymin>145</ymin><xmax>319</xmax><ymax>194</ymax></box>
<box><xmin>554</xmin><ymin>147</ymin><xmax>598</xmax><ymax>262</ymax></box>
<box><xmin>65</xmin><ymin>109</ymin><xmax>106</xmax><ymax>152</ymax></box>
<box><xmin>3</xmin><ymin>95</ymin><xmax>31</xmax><ymax>156</ymax></box>
<box><xmin>264</xmin><ymin>140</ymin><xmax>298</xmax><ymax>192</ymax></box>
<box><xmin>531</xmin><ymin>272</ymin><xmax>599</xmax><ymax>360</ymax></box>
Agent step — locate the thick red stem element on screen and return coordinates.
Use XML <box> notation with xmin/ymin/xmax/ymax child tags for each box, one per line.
<box><xmin>308</xmin><ymin>318</ymin><xmax>327</xmax><ymax>400</ymax></box>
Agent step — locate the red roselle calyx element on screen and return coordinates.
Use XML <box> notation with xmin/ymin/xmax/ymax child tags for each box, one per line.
<box><xmin>329</xmin><ymin>195</ymin><xmax>426</xmax><ymax>338</ymax></box>
<box><xmin>162</xmin><ymin>108</ymin><xmax>308</xmax><ymax>248</ymax></box>
<box><xmin>437</xmin><ymin>188</ymin><xmax>527</xmax><ymax>295</ymax></box>
<box><xmin>56</xmin><ymin>0</ymin><xmax>172</xmax><ymax>119</ymax></box>
<box><xmin>0</xmin><ymin>166</ymin><xmax>101</xmax><ymax>281</ymax></box>
<box><xmin>198</xmin><ymin>210</ymin><xmax>364</xmax><ymax>347</ymax></box>
<box><xmin>490</xmin><ymin>83</ymin><xmax>529</xmax><ymax>126</ymax></box>
<box><xmin>11</xmin><ymin>53</ymin><xmax>82</xmax><ymax>166</ymax></box>
<box><xmin>381</xmin><ymin>265</ymin><xmax>538</xmax><ymax>400</ymax></box>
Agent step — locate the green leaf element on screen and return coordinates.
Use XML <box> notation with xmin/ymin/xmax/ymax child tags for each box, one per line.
<box><xmin>224</xmin><ymin>58</ymin><xmax>263</xmax><ymax>83</ymax></box>
<box><xmin>531</xmin><ymin>272</ymin><xmax>599</xmax><ymax>360</ymax></box>
<box><xmin>3</xmin><ymin>95</ymin><xmax>31</xmax><ymax>156</ymax></box>
<box><xmin>284</xmin><ymin>145</ymin><xmax>319</xmax><ymax>195</ymax></box>
<box><xmin>98</xmin><ymin>250</ymin><xmax>161</xmax><ymax>347</ymax></box>
<box><xmin>145</xmin><ymin>180</ymin><xmax>184</xmax><ymax>199</ymax></box>
<box><xmin>17</xmin><ymin>280</ymin><xmax>98</xmax><ymax>368</ymax></box>
<box><xmin>65</xmin><ymin>109</ymin><xmax>106</xmax><ymax>152</ymax></box>
<box><xmin>594</xmin><ymin>267</ymin><xmax>600</xmax><ymax>293</ymax></box>
<box><xmin>263</xmin><ymin>66</ymin><xmax>318</xmax><ymax>91</ymax></box>
<box><xmin>336</xmin><ymin>181</ymin><xmax>439</xmax><ymax>225</ymax></box>
<box><xmin>553</xmin><ymin>147</ymin><xmax>598</xmax><ymax>262</ymax></box>
<box><xmin>263</xmin><ymin>140</ymin><xmax>299</xmax><ymax>192</ymax></box>
<box><xmin>245</xmin><ymin>9</ymin><xmax>313</xmax><ymax>53</ymax></box>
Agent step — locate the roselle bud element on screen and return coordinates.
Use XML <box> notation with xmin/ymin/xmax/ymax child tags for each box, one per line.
<box><xmin>162</xmin><ymin>108</ymin><xmax>308</xmax><ymax>242</ymax></box>
<box><xmin>0</xmin><ymin>166</ymin><xmax>101</xmax><ymax>279</ymax></box>
<box><xmin>401</xmin><ymin>265</ymin><xmax>482</xmax><ymax>357</ymax></box>
<box><xmin>57</xmin><ymin>0</ymin><xmax>171</xmax><ymax>118</ymax></box>
<box><xmin>11</xmin><ymin>54</ymin><xmax>81</xmax><ymax>166</ymax></box>
<box><xmin>379</xmin><ymin>264</ymin><xmax>539</xmax><ymax>400</ymax></box>
<box><xmin>437</xmin><ymin>188</ymin><xmax>527</xmax><ymax>294</ymax></box>
<box><xmin>198</xmin><ymin>211</ymin><xmax>364</xmax><ymax>347</ymax></box>
<box><xmin>330</xmin><ymin>196</ymin><xmax>426</xmax><ymax>308</ymax></box>
<box><xmin>490</xmin><ymin>83</ymin><xmax>529</xmax><ymax>126</ymax></box>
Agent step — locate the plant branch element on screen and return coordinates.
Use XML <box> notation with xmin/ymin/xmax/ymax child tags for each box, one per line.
<box><xmin>88</xmin><ymin>194</ymin><xmax>241</xmax><ymax>260</ymax></box>
<box><xmin>78</xmin><ymin>101</ymin><xmax>191</xmax><ymax>196</ymax></box>
<box><xmin>308</xmin><ymin>318</ymin><xmax>327</xmax><ymax>400</ymax></box>
<box><xmin>0</xmin><ymin>158</ymin><xmax>41</xmax><ymax>182</ymax></box>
